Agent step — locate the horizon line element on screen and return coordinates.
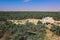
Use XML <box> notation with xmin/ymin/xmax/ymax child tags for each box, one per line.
<box><xmin>0</xmin><ymin>10</ymin><xmax>60</xmax><ymax>12</ymax></box>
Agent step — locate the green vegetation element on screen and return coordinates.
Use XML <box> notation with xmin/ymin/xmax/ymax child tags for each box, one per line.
<box><xmin>50</xmin><ymin>25</ymin><xmax>60</xmax><ymax>36</ymax></box>
<box><xmin>0</xmin><ymin>20</ymin><xmax>47</xmax><ymax>40</ymax></box>
<box><xmin>0</xmin><ymin>11</ymin><xmax>60</xmax><ymax>40</ymax></box>
<box><xmin>0</xmin><ymin>11</ymin><xmax>60</xmax><ymax>20</ymax></box>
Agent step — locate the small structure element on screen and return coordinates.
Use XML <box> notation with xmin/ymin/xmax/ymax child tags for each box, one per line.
<box><xmin>41</xmin><ymin>17</ymin><xmax>55</xmax><ymax>24</ymax></box>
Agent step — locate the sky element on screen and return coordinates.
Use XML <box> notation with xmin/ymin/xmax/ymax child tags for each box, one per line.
<box><xmin>0</xmin><ymin>0</ymin><xmax>60</xmax><ymax>11</ymax></box>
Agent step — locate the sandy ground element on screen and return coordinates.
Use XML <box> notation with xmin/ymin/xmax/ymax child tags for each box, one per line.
<box><xmin>46</xmin><ymin>24</ymin><xmax>60</xmax><ymax>40</ymax></box>
<box><xmin>0</xmin><ymin>32</ymin><xmax>9</xmax><ymax>40</ymax></box>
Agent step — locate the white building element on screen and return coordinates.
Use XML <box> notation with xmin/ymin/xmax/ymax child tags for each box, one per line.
<box><xmin>41</xmin><ymin>17</ymin><xmax>55</xmax><ymax>24</ymax></box>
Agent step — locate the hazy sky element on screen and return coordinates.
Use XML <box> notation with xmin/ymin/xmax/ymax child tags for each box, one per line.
<box><xmin>0</xmin><ymin>0</ymin><xmax>60</xmax><ymax>11</ymax></box>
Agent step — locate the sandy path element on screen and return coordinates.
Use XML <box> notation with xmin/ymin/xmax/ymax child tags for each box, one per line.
<box><xmin>0</xmin><ymin>33</ymin><xmax>7</xmax><ymax>40</ymax></box>
<box><xmin>46</xmin><ymin>24</ymin><xmax>60</xmax><ymax>40</ymax></box>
